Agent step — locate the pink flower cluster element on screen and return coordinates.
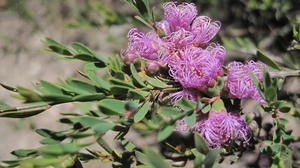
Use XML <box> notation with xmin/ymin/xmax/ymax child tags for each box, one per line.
<box><xmin>176</xmin><ymin>111</ymin><xmax>250</xmax><ymax>147</ymax></box>
<box><xmin>122</xmin><ymin>2</ymin><xmax>266</xmax><ymax>148</ymax></box>
<box><xmin>226</xmin><ymin>61</ymin><xmax>267</xmax><ymax>104</ymax></box>
<box><xmin>122</xmin><ymin>2</ymin><xmax>226</xmax><ymax>100</ymax></box>
<box><xmin>194</xmin><ymin>111</ymin><xmax>250</xmax><ymax>147</ymax></box>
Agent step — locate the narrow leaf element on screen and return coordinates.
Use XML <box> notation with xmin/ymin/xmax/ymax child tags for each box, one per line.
<box><xmin>158</xmin><ymin>125</ymin><xmax>175</xmax><ymax>141</ymax></box>
<box><xmin>257</xmin><ymin>50</ymin><xmax>281</xmax><ymax>70</ymax></box>
<box><xmin>134</xmin><ymin>102</ymin><xmax>150</xmax><ymax>122</ymax></box>
<box><xmin>194</xmin><ymin>133</ymin><xmax>209</xmax><ymax>154</ymax></box>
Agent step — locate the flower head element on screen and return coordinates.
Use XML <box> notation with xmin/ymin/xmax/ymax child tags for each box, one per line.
<box><xmin>191</xmin><ymin>16</ymin><xmax>221</xmax><ymax>46</ymax></box>
<box><xmin>193</xmin><ymin>111</ymin><xmax>250</xmax><ymax>147</ymax></box>
<box><xmin>226</xmin><ymin>61</ymin><xmax>267</xmax><ymax>103</ymax></box>
<box><xmin>170</xmin><ymin>88</ymin><xmax>200</xmax><ymax>102</ymax></box>
<box><xmin>175</xmin><ymin>119</ymin><xmax>190</xmax><ymax>132</ymax></box>
<box><xmin>169</xmin><ymin>46</ymin><xmax>224</xmax><ymax>90</ymax></box>
<box><xmin>123</xmin><ymin>28</ymin><xmax>164</xmax><ymax>62</ymax></box>
<box><xmin>163</xmin><ymin>2</ymin><xmax>197</xmax><ymax>32</ymax></box>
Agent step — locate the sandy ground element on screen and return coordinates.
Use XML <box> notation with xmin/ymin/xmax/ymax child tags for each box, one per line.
<box><xmin>0</xmin><ymin>1</ymin><xmax>129</xmax><ymax>167</ymax></box>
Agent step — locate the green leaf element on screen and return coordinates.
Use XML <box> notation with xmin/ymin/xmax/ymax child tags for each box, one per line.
<box><xmin>176</xmin><ymin>98</ymin><xmax>197</xmax><ymax>111</ymax></box>
<box><xmin>143</xmin><ymin>147</ymin><xmax>172</xmax><ymax>168</ymax></box>
<box><xmin>35</xmin><ymin>80</ymin><xmax>66</xmax><ymax>95</ymax></box>
<box><xmin>110</xmin><ymin>85</ymin><xmax>129</xmax><ymax>97</ymax></box>
<box><xmin>130</xmin><ymin>64</ymin><xmax>146</xmax><ymax>87</ymax></box>
<box><xmin>263</xmin><ymin>72</ymin><xmax>272</xmax><ymax>89</ymax></box>
<box><xmin>191</xmin><ymin>149</ymin><xmax>205</xmax><ymax>168</ymax></box>
<box><xmin>68</xmin><ymin>132</ymin><xmax>94</xmax><ymax>139</ymax></box>
<box><xmin>96</xmin><ymin>137</ymin><xmax>113</xmax><ymax>154</ymax></box>
<box><xmin>73</xmin><ymin>54</ymin><xmax>100</xmax><ymax>62</ymax></box>
<box><xmin>0</xmin><ymin>106</ymin><xmax>49</xmax><ymax>118</ymax></box>
<box><xmin>145</xmin><ymin>75</ymin><xmax>168</xmax><ymax>88</ymax></box>
<box><xmin>136</xmin><ymin>166</ymin><xmax>153</xmax><ymax>168</ymax></box>
<box><xmin>11</xmin><ymin>149</ymin><xmax>37</xmax><ymax>157</ymax></box>
<box><xmin>73</xmin><ymin>93</ymin><xmax>105</xmax><ymax>102</ymax></box>
<box><xmin>201</xmin><ymin>104</ymin><xmax>211</xmax><ymax>113</ymax></box>
<box><xmin>135</xmin><ymin>151</ymin><xmax>149</xmax><ymax>165</ymax></box>
<box><xmin>64</xmin><ymin>79</ymin><xmax>98</xmax><ymax>95</ymax></box>
<box><xmin>134</xmin><ymin>15</ymin><xmax>153</xmax><ymax>29</ymax></box>
<box><xmin>40</xmin><ymin>138</ymin><xmax>60</xmax><ymax>145</ymax></box>
<box><xmin>211</xmin><ymin>99</ymin><xmax>226</xmax><ymax>112</ymax></box>
<box><xmin>134</xmin><ymin>102</ymin><xmax>150</xmax><ymax>122</ymax></box>
<box><xmin>185</xmin><ymin>112</ymin><xmax>196</xmax><ymax>126</ymax></box>
<box><xmin>45</xmin><ymin>38</ymin><xmax>72</xmax><ymax>56</ymax></box>
<box><xmin>40</xmin><ymin>143</ymin><xmax>82</xmax><ymax>155</ymax></box>
<box><xmin>249</xmin><ymin>72</ymin><xmax>265</xmax><ymax>100</ymax></box>
<box><xmin>71</xmin><ymin>42</ymin><xmax>106</xmax><ymax>65</ymax></box>
<box><xmin>110</xmin><ymin>78</ymin><xmax>136</xmax><ymax>89</ymax></box>
<box><xmin>203</xmin><ymin>150</ymin><xmax>220</xmax><ymax>168</ymax></box>
<box><xmin>78</xmin><ymin>116</ymin><xmax>115</xmax><ymax>134</ymax></box>
<box><xmin>128</xmin><ymin>89</ymin><xmax>150</xmax><ymax>100</ymax></box>
<box><xmin>42</xmin><ymin>94</ymin><xmax>73</xmax><ymax>103</ymax></box>
<box><xmin>0</xmin><ymin>82</ymin><xmax>18</xmax><ymax>92</ymax></box>
<box><xmin>265</xmin><ymin>87</ymin><xmax>277</xmax><ymax>101</ymax></box>
<box><xmin>194</xmin><ymin>133</ymin><xmax>209</xmax><ymax>154</ymax></box>
<box><xmin>257</xmin><ymin>50</ymin><xmax>281</xmax><ymax>70</ymax></box>
<box><xmin>157</xmin><ymin>125</ymin><xmax>175</xmax><ymax>141</ymax></box>
<box><xmin>158</xmin><ymin>107</ymin><xmax>181</xmax><ymax>119</ymax></box>
<box><xmin>72</xmin><ymin>43</ymin><xmax>94</xmax><ymax>55</ymax></box>
<box><xmin>35</xmin><ymin>129</ymin><xmax>66</xmax><ymax>141</ymax></box>
<box><xmin>84</xmin><ymin>71</ymin><xmax>110</xmax><ymax>91</ymax></box>
<box><xmin>17</xmin><ymin>87</ymin><xmax>43</xmax><ymax>103</ymax></box>
<box><xmin>121</xmin><ymin>139</ymin><xmax>136</xmax><ymax>152</ymax></box>
<box><xmin>20</xmin><ymin>158</ymin><xmax>62</xmax><ymax>167</ymax></box>
<box><xmin>125</xmin><ymin>101</ymin><xmax>139</xmax><ymax>111</ymax></box>
<box><xmin>98</xmin><ymin>99</ymin><xmax>126</xmax><ymax>115</ymax></box>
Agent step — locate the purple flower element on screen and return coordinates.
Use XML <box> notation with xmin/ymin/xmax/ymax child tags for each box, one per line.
<box><xmin>170</xmin><ymin>88</ymin><xmax>200</xmax><ymax>102</ymax></box>
<box><xmin>122</xmin><ymin>28</ymin><xmax>165</xmax><ymax>62</ymax></box>
<box><xmin>168</xmin><ymin>46</ymin><xmax>224</xmax><ymax>90</ymax></box>
<box><xmin>191</xmin><ymin>16</ymin><xmax>221</xmax><ymax>46</ymax></box>
<box><xmin>146</xmin><ymin>61</ymin><xmax>160</xmax><ymax>73</ymax></box>
<box><xmin>175</xmin><ymin>119</ymin><xmax>190</xmax><ymax>132</ymax></box>
<box><xmin>159</xmin><ymin>29</ymin><xmax>195</xmax><ymax>64</ymax></box>
<box><xmin>163</xmin><ymin>2</ymin><xmax>197</xmax><ymax>32</ymax></box>
<box><xmin>226</xmin><ymin>61</ymin><xmax>267</xmax><ymax>104</ymax></box>
<box><xmin>193</xmin><ymin>111</ymin><xmax>250</xmax><ymax>147</ymax></box>
<box><xmin>122</xmin><ymin>2</ymin><xmax>226</xmax><ymax>101</ymax></box>
<box><xmin>121</xmin><ymin>49</ymin><xmax>138</xmax><ymax>63</ymax></box>
<box><xmin>158</xmin><ymin>2</ymin><xmax>220</xmax><ymax>46</ymax></box>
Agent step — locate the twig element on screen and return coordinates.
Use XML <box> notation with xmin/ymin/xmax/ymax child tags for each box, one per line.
<box><xmin>270</xmin><ymin>70</ymin><xmax>300</xmax><ymax>78</ymax></box>
<box><xmin>0</xmin><ymin>104</ymin><xmax>51</xmax><ymax>113</ymax></box>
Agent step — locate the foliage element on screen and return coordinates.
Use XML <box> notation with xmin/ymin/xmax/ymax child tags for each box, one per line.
<box><xmin>0</xmin><ymin>0</ymin><xmax>300</xmax><ymax>168</ymax></box>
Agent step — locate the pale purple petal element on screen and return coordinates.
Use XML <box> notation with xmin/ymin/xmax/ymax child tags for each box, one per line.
<box><xmin>168</xmin><ymin>46</ymin><xmax>224</xmax><ymax>89</ymax></box>
<box><xmin>170</xmin><ymin>88</ymin><xmax>199</xmax><ymax>102</ymax></box>
<box><xmin>121</xmin><ymin>49</ymin><xmax>138</xmax><ymax>63</ymax></box>
<box><xmin>191</xmin><ymin>16</ymin><xmax>221</xmax><ymax>46</ymax></box>
<box><xmin>175</xmin><ymin>119</ymin><xmax>191</xmax><ymax>132</ymax></box>
<box><xmin>156</xmin><ymin>20</ymin><xmax>172</xmax><ymax>35</ymax></box>
<box><xmin>126</xmin><ymin>28</ymin><xmax>164</xmax><ymax>60</ymax></box>
<box><xmin>163</xmin><ymin>2</ymin><xmax>197</xmax><ymax>32</ymax></box>
<box><xmin>225</xmin><ymin>61</ymin><xmax>267</xmax><ymax>104</ymax></box>
<box><xmin>193</xmin><ymin>111</ymin><xmax>250</xmax><ymax>147</ymax></box>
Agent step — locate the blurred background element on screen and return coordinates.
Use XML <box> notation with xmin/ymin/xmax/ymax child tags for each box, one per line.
<box><xmin>0</xmin><ymin>0</ymin><xmax>299</xmax><ymax>167</ymax></box>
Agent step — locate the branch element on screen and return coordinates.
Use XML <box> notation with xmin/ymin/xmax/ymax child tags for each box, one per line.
<box><xmin>0</xmin><ymin>104</ymin><xmax>51</xmax><ymax>113</ymax></box>
<box><xmin>270</xmin><ymin>70</ymin><xmax>300</xmax><ymax>78</ymax></box>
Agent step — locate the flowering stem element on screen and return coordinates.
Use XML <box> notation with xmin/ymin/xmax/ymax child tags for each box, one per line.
<box><xmin>270</xmin><ymin>70</ymin><xmax>300</xmax><ymax>78</ymax></box>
